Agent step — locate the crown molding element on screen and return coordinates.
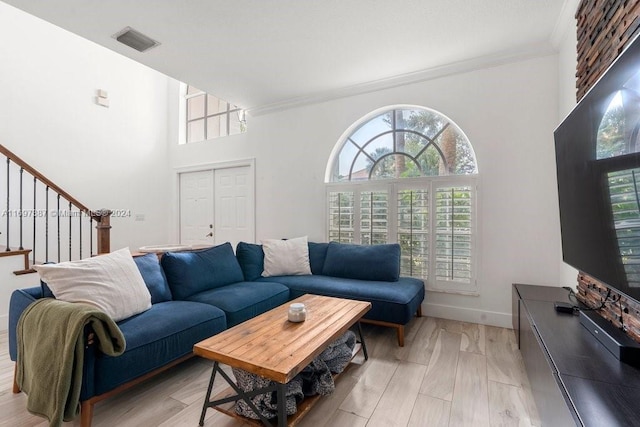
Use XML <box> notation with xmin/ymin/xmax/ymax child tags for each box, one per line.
<box><xmin>550</xmin><ymin>0</ymin><xmax>580</xmax><ymax>48</ymax></box>
<box><xmin>248</xmin><ymin>43</ymin><xmax>557</xmax><ymax>117</ymax></box>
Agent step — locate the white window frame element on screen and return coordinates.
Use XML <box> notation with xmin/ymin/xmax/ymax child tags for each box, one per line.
<box><xmin>181</xmin><ymin>84</ymin><xmax>246</xmax><ymax>144</ymax></box>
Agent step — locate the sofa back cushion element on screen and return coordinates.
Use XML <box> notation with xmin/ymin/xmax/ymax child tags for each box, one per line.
<box><xmin>236</xmin><ymin>242</ymin><xmax>264</xmax><ymax>281</ymax></box>
<box><xmin>321</xmin><ymin>242</ymin><xmax>401</xmax><ymax>282</ymax></box>
<box><xmin>134</xmin><ymin>253</ymin><xmax>172</xmax><ymax>303</ymax></box>
<box><xmin>308</xmin><ymin>242</ymin><xmax>329</xmax><ymax>274</ymax></box>
<box><xmin>161</xmin><ymin>243</ymin><xmax>244</xmax><ymax>300</ymax></box>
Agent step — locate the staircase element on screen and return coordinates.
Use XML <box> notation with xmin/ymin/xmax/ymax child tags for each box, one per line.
<box><xmin>0</xmin><ymin>144</ymin><xmax>111</xmax><ymax>274</ymax></box>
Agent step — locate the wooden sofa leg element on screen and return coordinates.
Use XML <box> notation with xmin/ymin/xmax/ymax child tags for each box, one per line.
<box><xmin>81</xmin><ymin>400</ymin><xmax>94</xmax><ymax>427</ymax></box>
<box><xmin>13</xmin><ymin>364</ymin><xmax>20</xmax><ymax>394</ymax></box>
<box><xmin>417</xmin><ymin>305</ymin><xmax>423</xmax><ymax>317</ymax></box>
<box><xmin>397</xmin><ymin>325</ymin><xmax>405</xmax><ymax>347</ymax></box>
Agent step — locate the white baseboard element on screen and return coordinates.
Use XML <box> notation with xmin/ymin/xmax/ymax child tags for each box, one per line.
<box><xmin>422</xmin><ymin>302</ymin><xmax>512</xmax><ymax>329</ymax></box>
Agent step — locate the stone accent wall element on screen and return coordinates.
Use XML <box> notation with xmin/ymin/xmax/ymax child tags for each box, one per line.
<box><xmin>576</xmin><ymin>0</ymin><xmax>640</xmax><ymax>101</ymax></box>
<box><xmin>576</xmin><ymin>274</ymin><xmax>640</xmax><ymax>342</ymax></box>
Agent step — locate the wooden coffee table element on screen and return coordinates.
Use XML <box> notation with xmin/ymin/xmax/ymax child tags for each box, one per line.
<box><xmin>193</xmin><ymin>294</ymin><xmax>371</xmax><ymax>427</ymax></box>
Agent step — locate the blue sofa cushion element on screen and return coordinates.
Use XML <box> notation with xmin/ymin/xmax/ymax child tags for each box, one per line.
<box><xmin>187</xmin><ymin>281</ymin><xmax>289</xmax><ymax>327</ymax></box>
<box><xmin>308</xmin><ymin>242</ymin><xmax>329</xmax><ymax>275</ymax></box>
<box><xmin>322</xmin><ymin>242</ymin><xmax>401</xmax><ymax>282</ymax></box>
<box><xmin>161</xmin><ymin>243</ymin><xmax>245</xmax><ymax>300</ymax></box>
<box><xmin>258</xmin><ymin>275</ymin><xmax>424</xmax><ymax>325</ymax></box>
<box><xmin>93</xmin><ymin>300</ymin><xmax>226</xmax><ymax>395</ymax></box>
<box><xmin>236</xmin><ymin>242</ymin><xmax>264</xmax><ymax>281</ymax></box>
<box><xmin>134</xmin><ymin>253</ymin><xmax>172</xmax><ymax>303</ymax></box>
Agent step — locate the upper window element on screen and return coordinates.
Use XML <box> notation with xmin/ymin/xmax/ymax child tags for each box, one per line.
<box><xmin>326</xmin><ymin>106</ymin><xmax>479</xmax><ymax>295</ymax></box>
<box><xmin>328</xmin><ymin>107</ymin><xmax>477</xmax><ymax>182</ymax></box>
<box><xmin>185</xmin><ymin>85</ymin><xmax>246</xmax><ymax>143</ymax></box>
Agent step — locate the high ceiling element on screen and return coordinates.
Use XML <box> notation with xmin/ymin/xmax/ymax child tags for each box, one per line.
<box><xmin>2</xmin><ymin>0</ymin><xmax>573</xmax><ymax>114</ymax></box>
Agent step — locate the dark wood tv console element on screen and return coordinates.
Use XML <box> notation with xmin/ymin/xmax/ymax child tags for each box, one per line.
<box><xmin>513</xmin><ymin>284</ymin><xmax>640</xmax><ymax>427</ymax></box>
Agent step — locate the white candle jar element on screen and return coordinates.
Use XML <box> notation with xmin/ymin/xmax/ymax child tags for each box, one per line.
<box><xmin>288</xmin><ymin>303</ymin><xmax>307</xmax><ymax>322</ymax></box>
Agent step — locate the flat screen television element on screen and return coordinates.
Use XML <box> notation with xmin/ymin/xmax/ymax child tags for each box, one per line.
<box><xmin>555</xmin><ymin>33</ymin><xmax>640</xmax><ymax>304</ymax></box>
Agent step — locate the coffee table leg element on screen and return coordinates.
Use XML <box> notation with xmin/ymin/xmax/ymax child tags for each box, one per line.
<box><xmin>277</xmin><ymin>382</ymin><xmax>286</xmax><ymax>427</ymax></box>
<box><xmin>199</xmin><ymin>361</ymin><xmax>219</xmax><ymax>426</ymax></box>
<box><xmin>357</xmin><ymin>322</ymin><xmax>369</xmax><ymax>360</ymax></box>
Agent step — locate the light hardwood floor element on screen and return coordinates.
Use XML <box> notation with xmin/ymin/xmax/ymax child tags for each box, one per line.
<box><xmin>0</xmin><ymin>317</ymin><xmax>539</xmax><ymax>427</ymax></box>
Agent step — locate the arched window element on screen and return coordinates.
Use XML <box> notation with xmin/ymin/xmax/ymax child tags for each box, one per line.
<box><xmin>326</xmin><ymin>106</ymin><xmax>479</xmax><ymax>294</ymax></box>
<box><xmin>328</xmin><ymin>107</ymin><xmax>477</xmax><ymax>181</ymax></box>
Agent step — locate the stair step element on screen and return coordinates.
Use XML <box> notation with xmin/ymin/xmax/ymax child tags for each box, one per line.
<box><xmin>0</xmin><ymin>245</ymin><xmax>36</xmax><ymax>275</ymax></box>
<box><xmin>0</xmin><ymin>246</ymin><xmax>31</xmax><ymax>257</ymax></box>
<box><xmin>13</xmin><ymin>268</ymin><xmax>37</xmax><ymax>275</ymax></box>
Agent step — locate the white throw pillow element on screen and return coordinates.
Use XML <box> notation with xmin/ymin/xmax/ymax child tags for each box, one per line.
<box><xmin>261</xmin><ymin>236</ymin><xmax>312</xmax><ymax>277</ymax></box>
<box><xmin>33</xmin><ymin>247</ymin><xmax>151</xmax><ymax>322</ymax></box>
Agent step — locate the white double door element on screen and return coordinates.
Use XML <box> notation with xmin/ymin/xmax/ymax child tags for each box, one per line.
<box><xmin>179</xmin><ymin>166</ymin><xmax>254</xmax><ymax>249</ymax></box>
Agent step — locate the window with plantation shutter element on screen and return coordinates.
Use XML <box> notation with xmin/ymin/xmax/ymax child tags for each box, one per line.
<box><xmin>328</xmin><ymin>191</ymin><xmax>355</xmax><ymax>243</ymax></box>
<box><xmin>361</xmin><ymin>191</ymin><xmax>388</xmax><ymax>245</ymax></box>
<box><xmin>398</xmin><ymin>188</ymin><xmax>429</xmax><ymax>279</ymax></box>
<box><xmin>433</xmin><ymin>184</ymin><xmax>474</xmax><ymax>292</ymax></box>
<box><xmin>326</xmin><ymin>106</ymin><xmax>479</xmax><ymax>295</ymax></box>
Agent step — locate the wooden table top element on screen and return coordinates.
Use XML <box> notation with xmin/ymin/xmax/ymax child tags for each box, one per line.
<box><xmin>193</xmin><ymin>294</ymin><xmax>371</xmax><ymax>383</ymax></box>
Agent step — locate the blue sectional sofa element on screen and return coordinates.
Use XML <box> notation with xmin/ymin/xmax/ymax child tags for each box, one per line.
<box><xmin>8</xmin><ymin>241</ymin><xmax>424</xmax><ymax>426</ymax></box>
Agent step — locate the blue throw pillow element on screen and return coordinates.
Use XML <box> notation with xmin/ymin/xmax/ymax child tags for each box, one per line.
<box><xmin>134</xmin><ymin>253</ymin><xmax>172</xmax><ymax>303</ymax></box>
<box><xmin>236</xmin><ymin>242</ymin><xmax>264</xmax><ymax>281</ymax></box>
<box><xmin>308</xmin><ymin>242</ymin><xmax>329</xmax><ymax>275</ymax></box>
<box><xmin>322</xmin><ymin>242</ymin><xmax>401</xmax><ymax>282</ymax></box>
<box><xmin>161</xmin><ymin>243</ymin><xmax>244</xmax><ymax>300</ymax></box>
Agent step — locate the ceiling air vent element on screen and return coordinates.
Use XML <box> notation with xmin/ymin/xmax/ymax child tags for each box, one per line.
<box><xmin>112</xmin><ymin>27</ymin><xmax>160</xmax><ymax>53</ymax></box>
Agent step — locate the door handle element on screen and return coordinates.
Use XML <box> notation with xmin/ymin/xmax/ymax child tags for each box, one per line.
<box><xmin>205</xmin><ymin>232</ymin><xmax>213</xmax><ymax>238</ymax></box>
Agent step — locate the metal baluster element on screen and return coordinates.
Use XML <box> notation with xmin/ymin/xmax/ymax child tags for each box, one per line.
<box><xmin>89</xmin><ymin>217</ymin><xmax>93</xmax><ymax>257</ymax></box>
<box><xmin>6</xmin><ymin>157</ymin><xmax>10</xmax><ymax>251</ymax></box>
<box><xmin>79</xmin><ymin>210</ymin><xmax>82</xmax><ymax>259</ymax></box>
<box><xmin>68</xmin><ymin>201</ymin><xmax>72</xmax><ymax>261</ymax></box>
<box><xmin>450</xmin><ymin>188</ymin><xmax>455</xmax><ymax>280</ymax></box>
<box><xmin>45</xmin><ymin>186</ymin><xmax>49</xmax><ymax>262</ymax></box>
<box><xmin>19</xmin><ymin>167</ymin><xmax>23</xmax><ymax>250</ymax></box>
<box><xmin>32</xmin><ymin>177</ymin><xmax>36</xmax><ymax>266</ymax></box>
<box><xmin>57</xmin><ymin>194</ymin><xmax>60</xmax><ymax>263</ymax></box>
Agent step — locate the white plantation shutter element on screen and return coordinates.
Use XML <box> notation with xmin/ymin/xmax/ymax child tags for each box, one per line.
<box><xmin>361</xmin><ymin>191</ymin><xmax>388</xmax><ymax>245</ymax></box>
<box><xmin>328</xmin><ymin>191</ymin><xmax>355</xmax><ymax>243</ymax></box>
<box><xmin>432</xmin><ymin>183</ymin><xmax>475</xmax><ymax>292</ymax></box>
<box><xmin>397</xmin><ymin>188</ymin><xmax>429</xmax><ymax>279</ymax></box>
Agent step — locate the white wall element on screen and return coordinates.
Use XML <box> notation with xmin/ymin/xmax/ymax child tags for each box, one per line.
<box><xmin>170</xmin><ymin>54</ymin><xmax>562</xmax><ymax>327</ymax></box>
<box><xmin>0</xmin><ymin>2</ymin><xmax>174</xmax><ymax>329</ymax></box>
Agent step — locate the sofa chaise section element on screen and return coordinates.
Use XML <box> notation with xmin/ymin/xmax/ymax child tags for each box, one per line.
<box><xmin>237</xmin><ymin>241</ymin><xmax>425</xmax><ymax>346</ymax></box>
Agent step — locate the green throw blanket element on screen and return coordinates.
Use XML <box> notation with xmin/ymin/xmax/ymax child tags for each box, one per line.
<box><xmin>17</xmin><ymin>299</ymin><xmax>126</xmax><ymax>427</ymax></box>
